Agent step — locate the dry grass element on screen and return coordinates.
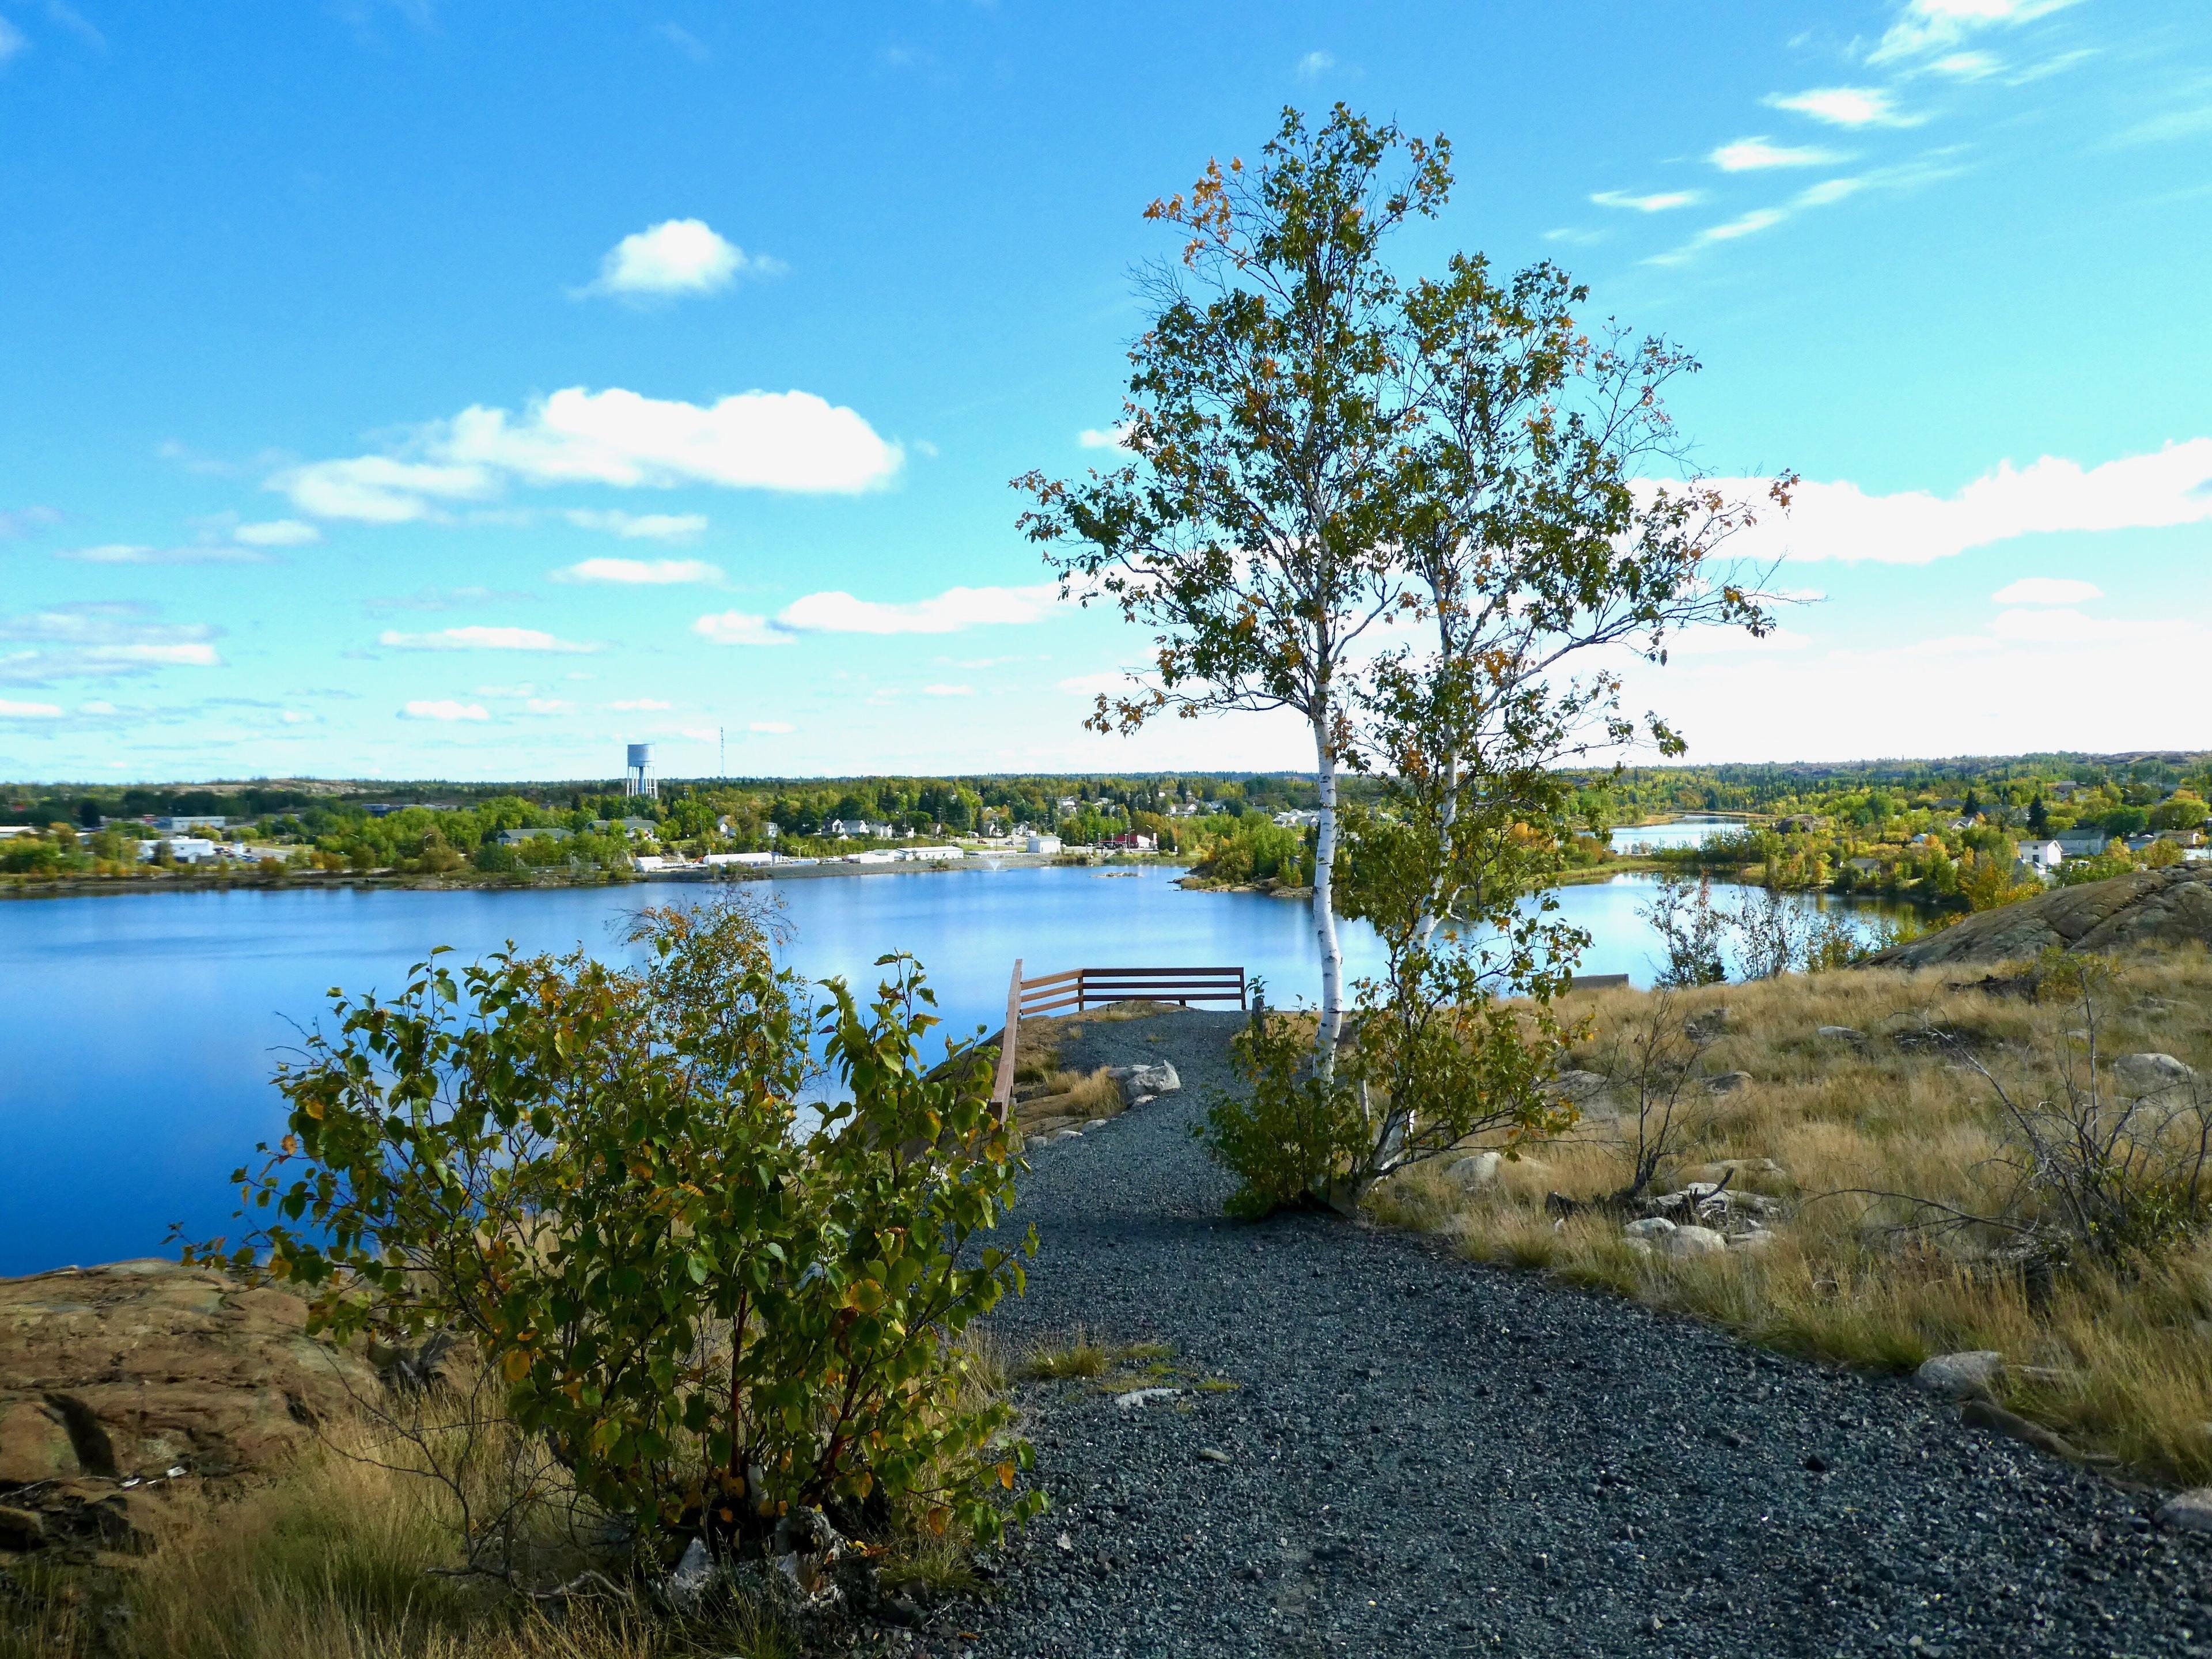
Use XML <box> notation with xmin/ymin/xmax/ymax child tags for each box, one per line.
<box><xmin>0</xmin><ymin>1423</ymin><xmax>797</xmax><ymax>1659</ymax></box>
<box><xmin>1367</xmin><ymin>950</ymin><xmax>2212</xmax><ymax>1486</ymax></box>
<box><xmin>1006</xmin><ymin>1007</ymin><xmax>1162</xmax><ymax>1135</ymax></box>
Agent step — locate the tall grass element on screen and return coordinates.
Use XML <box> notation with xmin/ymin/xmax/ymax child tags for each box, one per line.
<box><xmin>1371</xmin><ymin>952</ymin><xmax>2212</xmax><ymax>1484</ymax></box>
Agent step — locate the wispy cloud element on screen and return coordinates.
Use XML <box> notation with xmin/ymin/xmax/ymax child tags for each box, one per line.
<box><xmin>0</xmin><ymin>603</ymin><xmax>224</xmax><ymax>683</ymax></box>
<box><xmin>364</xmin><ymin>586</ymin><xmax>535</xmax><ymax>614</ymax></box>
<box><xmin>1702</xmin><ymin>438</ymin><xmax>2212</xmax><ymax>565</ymax></box>
<box><xmin>0</xmin><ymin>17</ymin><xmax>26</xmax><ymax>65</ymax></box>
<box><xmin>693</xmin><ymin>610</ymin><xmax>793</xmax><ymax>647</ymax></box>
<box><xmin>1992</xmin><ymin>577</ymin><xmax>2104</xmax><ymax>605</ymax></box>
<box><xmin>576</xmin><ymin>218</ymin><xmax>779</xmax><ymax>301</ymax></box>
<box><xmin>54</xmin><ymin>543</ymin><xmax>274</xmax><ymax>566</ymax></box>
<box><xmin>400</xmin><ymin>699</ymin><xmax>490</xmax><ymax>722</ymax></box>
<box><xmin>921</xmin><ymin>683</ymin><xmax>974</xmax><ymax>697</ymax></box>
<box><xmin>653</xmin><ymin>21</ymin><xmax>710</xmax><ymax>61</ymax></box>
<box><xmin>563</xmin><ymin>508</ymin><xmax>708</xmax><ymax>541</ymax></box>
<box><xmin>0</xmin><ymin>506</ymin><xmax>62</xmax><ymax>538</ymax></box>
<box><xmin>610</xmin><ymin>697</ymin><xmax>672</xmax><ymax>711</ymax></box>
<box><xmin>1709</xmin><ymin>136</ymin><xmax>1851</xmax><ymax>171</ymax></box>
<box><xmin>1869</xmin><ymin>0</ymin><xmax>2081</xmax><ymax>66</ymax></box>
<box><xmin>1294</xmin><ymin>50</ymin><xmax>1334</xmax><ymax>81</ymax></box>
<box><xmin>272</xmin><ymin>387</ymin><xmax>902</xmax><ymax>522</ymax></box>
<box><xmin>0</xmin><ymin>698</ymin><xmax>65</xmax><ymax>719</ymax></box>
<box><xmin>1078</xmin><ymin>425</ymin><xmax>1132</xmax><ymax>451</ymax></box>
<box><xmin>1590</xmin><ymin>189</ymin><xmax>1703</xmax><ymax>212</ymax></box>
<box><xmin>551</xmin><ymin>556</ymin><xmax>722</xmax><ymax>585</ymax></box>
<box><xmin>378</xmin><ymin>626</ymin><xmax>601</xmax><ymax>653</ymax></box>
<box><xmin>1763</xmin><ymin>86</ymin><xmax>1920</xmax><ymax>128</ymax></box>
<box><xmin>748</xmin><ymin>719</ymin><xmax>794</xmax><ymax>734</ymax></box>
<box><xmin>234</xmin><ymin>518</ymin><xmax>322</xmax><ymax>547</ymax></box>
<box><xmin>775</xmin><ymin>582</ymin><xmax>1061</xmax><ymax>636</ymax></box>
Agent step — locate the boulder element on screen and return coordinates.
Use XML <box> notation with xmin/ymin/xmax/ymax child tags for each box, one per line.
<box><xmin>1446</xmin><ymin>1153</ymin><xmax>1502</xmax><ymax>1191</ymax></box>
<box><xmin>2158</xmin><ymin>1488</ymin><xmax>2212</xmax><ymax>1533</ymax></box>
<box><xmin>1662</xmin><ymin>1225</ymin><xmax>1728</xmax><ymax>1259</ymax></box>
<box><xmin>2112</xmin><ymin>1052</ymin><xmax>2195</xmax><ymax>1099</ymax></box>
<box><xmin>1914</xmin><ymin>1350</ymin><xmax>2004</xmax><ymax>1401</ymax></box>
<box><xmin>1728</xmin><ymin>1228</ymin><xmax>1777</xmax><ymax>1253</ymax></box>
<box><xmin>1705</xmin><ymin>1071</ymin><xmax>1752</xmax><ymax>1096</ymax></box>
<box><xmin>1622</xmin><ymin>1217</ymin><xmax>1676</xmax><ymax>1240</ymax></box>
<box><xmin>1108</xmin><ymin>1062</ymin><xmax>1181</xmax><ymax>1099</ymax></box>
<box><xmin>1863</xmin><ymin>863</ymin><xmax>2212</xmax><ymax>969</ymax></box>
<box><xmin>1684</xmin><ymin>1006</ymin><xmax>1730</xmax><ymax>1042</ymax></box>
<box><xmin>1542</xmin><ymin>1070</ymin><xmax>1621</xmax><ymax>1122</ymax></box>
<box><xmin>0</xmin><ymin>1259</ymin><xmax>381</xmax><ymax>1486</ymax></box>
<box><xmin>1816</xmin><ymin>1025</ymin><xmax>1864</xmax><ymax>1042</ymax></box>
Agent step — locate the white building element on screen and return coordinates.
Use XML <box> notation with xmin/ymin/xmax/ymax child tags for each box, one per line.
<box><xmin>2014</xmin><ymin>839</ymin><xmax>2063</xmax><ymax>876</ymax></box>
<box><xmin>137</xmin><ymin>836</ymin><xmax>219</xmax><ymax>864</ymax></box>
<box><xmin>1025</xmin><ymin>833</ymin><xmax>1062</xmax><ymax>855</ymax></box>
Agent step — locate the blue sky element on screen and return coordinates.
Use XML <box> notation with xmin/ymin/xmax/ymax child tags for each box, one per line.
<box><xmin>3</xmin><ymin>0</ymin><xmax>2209</xmax><ymax>783</ymax></box>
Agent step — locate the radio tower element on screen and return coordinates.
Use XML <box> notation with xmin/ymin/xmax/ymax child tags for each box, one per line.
<box><xmin>719</xmin><ymin>725</ymin><xmax>726</xmax><ymax>779</ymax></box>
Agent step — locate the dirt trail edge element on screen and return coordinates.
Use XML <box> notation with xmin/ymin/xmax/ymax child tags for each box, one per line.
<box><xmin>961</xmin><ymin>1008</ymin><xmax>2210</xmax><ymax>1659</ymax></box>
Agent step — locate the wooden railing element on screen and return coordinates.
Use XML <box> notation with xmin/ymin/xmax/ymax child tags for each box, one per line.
<box><xmin>1017</xmin><ymin>965</ymin><xmax>1247</xmax><ymax>1018</ymax></box>
<box><xmin>986</xmin><ymin>963</ymin><xmax>1247</xmax><ymax>1126</ymax></box>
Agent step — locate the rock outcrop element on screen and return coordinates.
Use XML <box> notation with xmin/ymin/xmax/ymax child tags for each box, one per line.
<box><xmin>0</xmin><ymin>1258</ymin><xmax>378</xmax><ymax>1489</ymax></box>
<box><xmin>1862</xmin><ymin>863</ymin><xmax>2212</xmax><ymax>969</ymax></box>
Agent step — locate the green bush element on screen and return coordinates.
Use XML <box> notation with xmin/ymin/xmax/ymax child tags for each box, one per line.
<box><xmin>200</xmin><ymin>899</ymin><xmax>1041</xmax><ymax>1556</ymax></box>
<box><xmin>1199</xmin><ymin>999</ymin><xmax>1369</xmax><ymax>1218</ymax></box>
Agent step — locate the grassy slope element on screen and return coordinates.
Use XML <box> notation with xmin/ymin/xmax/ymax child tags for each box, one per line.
<box><xmin>1368</xmin><ymin>957</ymin><xmax>2212</xmax><ymax>1487</ymax></box>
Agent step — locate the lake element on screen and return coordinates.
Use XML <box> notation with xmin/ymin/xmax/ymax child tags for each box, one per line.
<box><xmin>0</xmin><ymin>853</ymin><xmax>1905</xmax><ymax>1274</ymax></box>
<box><xmin>1611</xmin><ymin>815</ymin><xmax>1752</xmax><ymax>853</ymax></box>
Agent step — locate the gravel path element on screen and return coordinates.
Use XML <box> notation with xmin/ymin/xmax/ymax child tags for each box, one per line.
<box><xmin>961</xmin><ymin>1007</ymin><xmax>2211</xmax><ymax>1658</ymax></box>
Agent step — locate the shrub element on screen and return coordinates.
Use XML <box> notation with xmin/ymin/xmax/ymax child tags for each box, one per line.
<box><xmin>198</xmin><ymin>898</ymin><xmax>1042</xmax><ymax>1562</ymax></box>
<box><xmin>1200</xmin><ymin>997</ymin><xmax>1370</xmax><ymax>1218</ymax></box>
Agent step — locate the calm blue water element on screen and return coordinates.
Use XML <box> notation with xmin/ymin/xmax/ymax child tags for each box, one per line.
<box><xmin>1611</xmin><ymin>815</ymin><xmax>1752</xmax><ymax>852</ymax></box>
<box><xmin>0</xmin><ymin>854</ymin><xmax>1897</xmax><ymax>1274</ymax></box>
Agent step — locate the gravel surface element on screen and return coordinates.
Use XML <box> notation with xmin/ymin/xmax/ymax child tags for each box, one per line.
<box><xmin>959</xmin><ymin>1006</ymin><xmax>2212</xmax><ymax>1658</ymax></box>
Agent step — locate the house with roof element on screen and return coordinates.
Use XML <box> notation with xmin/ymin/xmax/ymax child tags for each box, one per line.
<box><xmin>2014</xmin><ymin>839</ymin><xmax>2063</xmax><ymax>876</ymax></box>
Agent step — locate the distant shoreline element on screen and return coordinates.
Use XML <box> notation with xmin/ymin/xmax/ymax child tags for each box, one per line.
<box><xmin>0</xmin><ymin>850</ymin><xmax>1179</xmax><ymax>903</ymax></box>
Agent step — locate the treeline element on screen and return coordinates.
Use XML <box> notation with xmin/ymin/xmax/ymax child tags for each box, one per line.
<box><xmin>0</xmin><ymin>771</ymin><xmax>1336</xmax><ymax>883</ymax></box>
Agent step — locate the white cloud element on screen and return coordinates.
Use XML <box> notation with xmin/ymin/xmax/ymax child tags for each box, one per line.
<box><xmin>563</xmin><ymin>508</ymin><xmax>709</xmax><ymax>542</ymax></box>
<box><xmin>1590</xmin><ymin>189</ymin><xmax>1703</xmax><ymax>212</ymax></box>
<box><xmin>271</xmin><ymin>456</ymin><xmax>497</xmax><ymax>524</ymax></box>
<box><xmin>440</xmin><ymin>388</ymin><xmax>896</xmax><ymax>494</ymax></box>
<box><xmin>1078</xmin><ymin>426</ymin><xmax>1132</xmax><ymax>451</ymax></box>
<box><xmin>1763</xmin><ymin>87</ymin><xmax>1919</xmax><ymax>128</ymax></box>
<box><xmin>400</xmin><ymin>699</ymin><xmax>490</xmax><ymax>721</ymax></box>
<box><xmin>54</xmin><ymin>543</ymin><xmax>271</xmax><ymax>565</ymax></box>
<box><xmin>1870</xmin><ymin>0</ymin><xmax>2080</xmax><ymax>66</ymax></box>
<box><xmin>379</xmin><ymin>626</ymin><xmax>601</xmax><ymax>653</ymax></box>
<box><xmin>1294</xmin><ymin>50</ymin><xmax>1334</xmax><ymax>79</ymax></box>
<box><xmin>748</xmin><ymin>720</ymin><xmax>794</xmax><ymax>734</ymax></box>
<box><xmin>1709</xmin><ymin>137</ymin><xmax>1851</xmax><ymax>171</ymax></box>
<box><xmin>0</xmin><ymin>18</ymin><xmax>25</xmax><ymax>63</ymax></box>
<box><xmin>921</xmin><ymin>683</ymin><xmax>974</xmax><ymax>697</ymax></box>
<box><xmin>1796</xmin><ymin>177</ymin><xmax>1865</xmax><ymax>208</ymax></box>
<box><xmin>775</xmin><ymin>582</ymin><xmax>1061</xmax><ymax>636</ymax></box>
<box><xmin>0</xmin><ymin>603</ymin><xmax>223</xmax><ymax>683</ymax></box>
<box><xmin>1991</xmin><ymin>576</ymin><xmax>2104</xmax><ymax>605</ymax></box>
<box><xmin>694</xmin><ymin>609</ymin><xmax>793</xmax><ymax>647</ymax></box>
<box><xmin>0</xmin><ymin>698</ymin><xmax>64</xmax><ymax>719</ymax></box>
<box><xmin>524</xmin><ymin>698</ymin><xmax>572</xmax><ymax>715</ymax></box>
<box><xmin>273</xmin><ymin>388</ymin><xmax>900</xmax><ymax>522</ymax></box>
<box><xmin>579</xmin><ymin>218</ymin><xmax>771</xmax><ymax>300</ymax></box>
<box><xmin>234</xmin><ymin>518</ymin><xmax>321</xmax><ymax>547</ymax></box>
<box><xmin>1703</xmin><ymin>438</ymin><xmax>2212</xmax><ymax>565</ymax></box>
<box><xmin>1663</xmin><ymin>625</ymin><xmax>1814</xmax><ymax>657</ymax></box>
<box><xmin>552</xmin><ymin>556</ymin><xmax>723</xmax><ymax>585</ymax></box>
<box><xmin>611</xmin><ymin>697</ymin><xmax>672</xmax><ymax>711</ymax></box>
<box><xmin>1930</xmin><ymin>50</ymin><xmax>2002</xmax><ymax>78</ymax></box>
<box><xmin>279</xmin><ymin>709</ymin><xmax>315</xmax><ymax>724</ymax></box>
<box><xmin>1702</xmin><ymin>208</ymin><xmax>1789</xmax><ymax>243</ymax></box>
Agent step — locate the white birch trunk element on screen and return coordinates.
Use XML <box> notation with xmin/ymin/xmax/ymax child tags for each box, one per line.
<box><xmin>1312</xmin><ymin>712</ymin><xmax>1344</xmax><ymax>1074</ymax></box>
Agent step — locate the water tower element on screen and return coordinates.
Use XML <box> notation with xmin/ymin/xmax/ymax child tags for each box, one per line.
<box><xmin>624</xmin><ymin>742</ymin><xmax>657</xmax><ymax>800</ymax></box>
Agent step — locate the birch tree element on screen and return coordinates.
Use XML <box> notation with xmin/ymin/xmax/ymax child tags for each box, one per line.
<box><xmin>1015</xmin><ymin>105</ymin><xmax>1442</xmax><ymax>1062</ymax></box>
